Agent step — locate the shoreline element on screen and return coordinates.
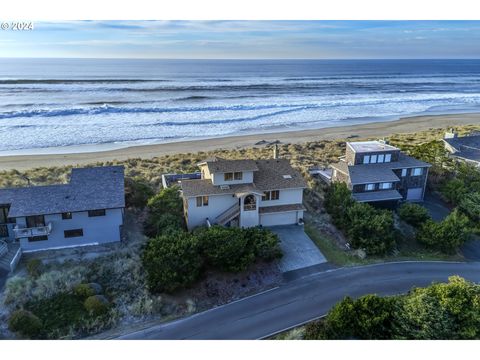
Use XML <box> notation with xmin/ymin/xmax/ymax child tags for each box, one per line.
<box><xmin>1</xmin><ymin>112</ymin><xmax>480</xmax><ymax>170</ymax></box>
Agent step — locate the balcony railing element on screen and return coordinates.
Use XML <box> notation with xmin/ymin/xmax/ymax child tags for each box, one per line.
<box><xmin>13</xmin><ymin>222</ymin><xmax>52</xmax><ymax>238</ymax></box>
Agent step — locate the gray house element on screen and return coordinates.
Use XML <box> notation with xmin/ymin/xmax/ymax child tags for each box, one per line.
<box><xmin>443</xmin><ymin>130</ymin><xmax>480</xmax><ymax>166</ymax></box>
<box><xmin>330</xmin><ymin>141</ymin><xmax>431</xmax><ymax>203</ymax></box>
<box><xmin>0</xmin><ymin>166</ymin><xmax>125</xmax><ymax>271</ymax></box>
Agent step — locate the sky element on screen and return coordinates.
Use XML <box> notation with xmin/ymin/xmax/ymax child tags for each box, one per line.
<box><xmin>1</xmin><ymin>20</ymin><xmax>480</xmax><ymax>59</ymax></box>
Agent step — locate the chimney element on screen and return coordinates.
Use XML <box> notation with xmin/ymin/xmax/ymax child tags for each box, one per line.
<box><xmin>273</xmin><ymin>144</ymin><xmax>279</xmax><ymax>159</ymax></box>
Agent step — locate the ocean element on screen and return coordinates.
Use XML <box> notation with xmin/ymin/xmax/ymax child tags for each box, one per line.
<box><xmin>1</xmin><ymin>58</ymin><xmax>480</xmax><ymax>153</ymax></box>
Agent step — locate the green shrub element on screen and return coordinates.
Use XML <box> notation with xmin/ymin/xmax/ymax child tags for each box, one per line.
<box><xmin>324</xmin><ymin>182</ymin><xmax>354</xmax><ymax>229</ymax></box>
<box><xmin>84</xmin><ymin>295</ymin><xmax>110</xmax><ymax>316</ymax></box>
<box><xmin>144</xmin><ymin>186</ymin><xmax>185</xmax><ymax>237</ymax></box>
<box><xmin>417</xmin><ymin>209</ymin><xmax>470</xmax><ymax>254</ymax></box>
<box><xmin>458</xmin><ymin>192</ymin><xmax>480</xmax><ymax>223</ymax></box>
<box><xmin>398</xmin><ymin>202</ymin><xmax>431</xmax><ymax>227</ymax></box>
<box><xmin>246</xmin><ymin>227</ymin><xmax>282</xmax><ymax>261</ymax></box>
<box><xmin>197</xmin><ymin>226</ymin><xmax>256</xmax><ymax>272</ymax></box>
<box><xmin>304</xmin><ymin>319</ymin><xmax>326</xmax><ymax>340</ymax></box>
<box><xmin>8</xmin><ymin>309</ymin><xmax>43</xmax><ymax>339</ymax></box>
<box><xmin>125</xmin><ymin>177</ymin><xmax>155</xmax><ymax>208</ymax></box>
<box><xmin>142</xmin><ymin>231</ymin><xmax>204</xmax><ymax>293</ymax></box>
<box><xmin>345</xmin><ymin>202</ymin><xmax>396</xmax><ymax>256</ymax></box>
<box><xmin>74</xmin><ymin>283</ymin><xmax>103</xmax><ymax>298</ymax></box>
<box><xmin>441</xmin><ymin>178</ymin><xmax>467</xmax><ymax>205</ymax></box>
<box><xmin>26</xmin><ymin>258</ymin><xmax>44</xmax><ymax>278</ymax></box>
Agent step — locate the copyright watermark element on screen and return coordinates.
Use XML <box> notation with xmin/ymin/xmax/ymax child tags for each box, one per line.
<box><xmin>1</xmin><ymin>22</ymin><xmax>34</xmax><ymax>31</ymax></box>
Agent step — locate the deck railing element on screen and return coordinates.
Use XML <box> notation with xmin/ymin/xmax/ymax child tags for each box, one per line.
<box><xmin>13</xmin><ymin>222</ymin><xmax>52</xmax><ymax>238</ymax></box>
<box><xmin>215</xmin><ymin>203</ymin><xmax>240</xmax><ymax>225</ymax></box>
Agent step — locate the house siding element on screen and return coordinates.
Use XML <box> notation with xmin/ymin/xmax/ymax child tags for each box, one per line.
<box><xmin>211</xmin><ymin>171</ymin><xmax>254</xmax><ymax>186</ymax></box>
<box><xmin>17</xmin><ymin>208</ymin><xmax>123</xmax><ymax>252</ymax></box>
<box><xmin>186</xmin><ymin>194</ymin><xmax>238</xmax><ymax>230</ymax></box>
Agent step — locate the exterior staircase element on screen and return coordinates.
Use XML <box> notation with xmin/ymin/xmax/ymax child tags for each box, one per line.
<box><xmin>0</xmin><ymin>241</ymin><xmax>22</xmax><ymax>272</ymax></box>
<box><xmin>214</xmin><ymin>203</ymin><xmax>240</xmax><ymax>226</ymax></box>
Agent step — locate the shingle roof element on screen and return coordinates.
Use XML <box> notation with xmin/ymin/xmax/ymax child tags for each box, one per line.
<box><xmin>444</xmin><ymin>135</ymin><xmax>480</xmax><ymax>163</ymax></box>
<box><xmin>0</xmin><ymin>166</ymin><xmax>125</xmax><ymax>217</ymax></box>
<box><xmin>259</xmin><ymin>203</ymin><xmax>306</xmax><ymax>214</ymax></box>
<box><xmin>331</xmin><ymin>153</ymin><xmax>430</xmax><ymax>185</ymax></box>
<box><xmin>199</xmin><ymin>157</ymin><xmax>259</xmax><ymax>173</ymax></box>
<box><xmin>181</xmin><ymin>158</ymin><xmax>307</xmax><ymax>197</ymax></box>
<box><xmin>353</xmin><ymin>190</ymin><xmax>403</xmax><ymax>202</ymax></box>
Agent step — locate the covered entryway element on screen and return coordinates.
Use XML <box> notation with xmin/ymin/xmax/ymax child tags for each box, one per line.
<box><xmin>406</xmin><ymin>187</ymin><xmax>423</xmax><ymax>201</ymax></box>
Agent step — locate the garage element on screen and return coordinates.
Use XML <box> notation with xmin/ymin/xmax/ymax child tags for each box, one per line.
<box><xmin>407</xmin><ymin>187</ymin><xmax>423</xmax><ymax>201</ymax></box>
<box><xmin>260</xmin><ymin>211</ymin><xmax>302</xmax><ymax>226</ymax></box>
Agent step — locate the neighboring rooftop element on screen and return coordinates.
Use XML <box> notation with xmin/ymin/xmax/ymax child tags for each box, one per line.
<box><xmin>181</xmin><ymin>158</ymin><xmax>307</xmax><ymax>197</ymax></box>
<box><xmin>199</xmin><ymin>157</ymin><xmax>259</xmax><ymax>173</ymax></box>
<box><xmin>0</xmin><ymin>166</ymin><xmax>125</xmax><ymax>217</ymax></box>
<box><xmin>347</xmin><ymin>140</ymin><xmax>399</xmax><ymax>153</ymax></box>
<box><xmin>443</xmin><ymin>134</ymin><xmax>480</xmax><ymax>163</ymax></box>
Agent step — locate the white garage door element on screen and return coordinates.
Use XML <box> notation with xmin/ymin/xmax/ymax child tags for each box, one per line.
<box><xmin>407</xmin><ymin>187</ymin><xmax>423</xmax><ymax>201</ymax></box>
<box><xmin>260</xmin><ymin>211</ymin><xmax>300</xmax><ymax>226</ymax></box>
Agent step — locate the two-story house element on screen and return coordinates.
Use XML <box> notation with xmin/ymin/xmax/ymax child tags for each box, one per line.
<box><xmin>330</xmin><ymin>140</ymin><xmax>431</xmax><ymax>203</ymax></box>
<box><xmin>178</xmin><ymin>157</ymin><xmax>307</xmax><ymax>230</ymax></box>
<box><xmin>0</xmin><ymin>166</ymin><xmax>125</xmax><ymax>271</ymax></box>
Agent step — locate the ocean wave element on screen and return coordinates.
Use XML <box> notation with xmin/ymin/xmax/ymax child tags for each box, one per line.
<box><xmin>0</xmin><ymin>79</ymin><xmax>167</xmax><ymax>84</ymax></box>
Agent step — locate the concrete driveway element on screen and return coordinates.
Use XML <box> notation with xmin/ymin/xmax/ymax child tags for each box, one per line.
<box><xmin>269</xmin><ymin>225</ymin><xmax>327</xmax><ymax>273</ymax></box>
<box><xmin>422</xmin><ymin>192</ymin><xmax>451</xmax><ymax>222</ymax></box>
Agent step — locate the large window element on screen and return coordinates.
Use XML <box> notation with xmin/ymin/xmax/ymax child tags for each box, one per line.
<box><xmin>412</xmin><ymin>168</ymin><xmax>423</xmax><ymax>176</ymax></box>
<box><xmin>64</xmin><ymin>229</ymin><xmax>83</xmax><ymax>238</ymax></box>
<box><xmin>370</xmin><ymin>154</ymin><xmax>378</xmax><ymax>164</ymax></box>
<box><xmin>234</xmin><ymin>172</ymin><xmax>243</xmax><ymax>180</ymax></box>
<box><xmin>262</xmin><ymin>190</ymin><xmax>280</xmax><ymax>201</ymax></box>
<box><xmin>196</xmin><ymin>196</ymin><xmax>209</xmax><ymax>207</ymax></box>
<box><xmin>385</xmin><ymin>154</ymin><xmax>392</xmax><ymax>162</ymax></box>
<box><xmin>26</xmin><ymin>215</ymin><xmax>45</xmax><ymax>228</ymax></box>
<box><xmin>363</xmin><ymin>155</ymin><xmax>370</xmax><ymax>164</ymax></box>
<box><xmin>378</xmin><ymin>154</ymin><xmax>385</xmax><ymax>163</ymax></box>
<box><xmin>88</xmin><ymin>209</ymin><xmax>106</xmax><ymax>217</ymax></box>
<box><xmin>224</xmin><ymin>172</ymin><xmax>242</xmax><ymax>181</ymax></box>
<box><xmin>365</xmin><ymin>184</ymin><xmax>375</xmax><ymax>191</ymax></box>
<box><xmin>224</xmin><ymin>172</ymin><xmax>233</xmax><ymax>181</ymax></box>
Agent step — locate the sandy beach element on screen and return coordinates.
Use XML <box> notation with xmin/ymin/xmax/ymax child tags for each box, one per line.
<box><xmin>1</xmin><ymin>112</ymin><xmax>480</xmax><ymax>171</ymax></box>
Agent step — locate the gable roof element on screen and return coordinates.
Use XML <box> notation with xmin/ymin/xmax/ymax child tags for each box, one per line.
<box><xmin>443</xmin><ymin>135</ymin><xmax>480</xmax><ymax>163</ymax></box>
<box><xmin>198</xmin><ymin>157</ymin><xmax>259</xmax><ymax>173</ymax></box>
<box><xmin>0</xmin><ymin>166</ymin><xmax>125</xmax><ymax>217</ymax></box>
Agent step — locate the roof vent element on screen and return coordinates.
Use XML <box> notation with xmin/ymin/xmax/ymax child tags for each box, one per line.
<box><xmin>220</xmin><ymin>185</ymin><xmax>230</xmax><ymax>190</ymax></box>
<box><xmin>282</xmin><ymin>175</ymin><xmax>292</xmax><ymax>179</ymax></box>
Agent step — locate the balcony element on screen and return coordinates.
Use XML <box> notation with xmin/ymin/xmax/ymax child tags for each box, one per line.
<box><xmin>13</xmin><ymin>222</ymin><xmax>52</xmax><ymax>238</ymax></box>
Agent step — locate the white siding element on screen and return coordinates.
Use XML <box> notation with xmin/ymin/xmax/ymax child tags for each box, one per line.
<box><xmin>259</xmin><ymin>188</ymin><xmax>303</xmax><ymax>207</ymax></box>
<box><xmin>186</xmin><ymin>194</ymin><xmax>237</xmax><ymax>230</ymax></box>
<box><xmin>211</xmin><ymin>171</ymin><xmax>254</xmax><ymax>186</ymax></box>
<box><xmin>18</xmin><ymin>208</ymin><xmax>123</xmax><ymax>252</ymax></box>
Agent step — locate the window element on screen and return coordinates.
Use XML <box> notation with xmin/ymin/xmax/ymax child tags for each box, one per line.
<box><xmin>224</xmin><ymin>172</ymin><xmax>233</xmax><ymax>181</ymax></box>
<box><xmin>28</xmin><ymin>235</ymin><xmax>48</xmax><ymax>242</ymax></box>
<box><xmin>385</xmin><ymin>154</ymin><xmax>392</xmax><ymax>163</ymax></box>
<box><xmin>370</xmin><ymin>155</ymin><xmax>377</xmax><ymax>164</ymax></box>
<box><xmin>88</xmin><ymin>209</ymin><xmax>106</xmax><ymax>217</ymax></box>
<box><xmin>0</xmin><ymin>206</ymin><xmax>9</xmax><ymax>224</ymax></box>
<box><xmin>365</xmin><ymin>184</ymin><xmax>375</xmax><ymax>191</ymax></box>
<box><xmin>380</xmin><ymin>182</ymin><xmax>392</xmax><ymax>190</ymax></box>
<box><xmin>26</xmin><ymin>215</ymin><xmax>45</xmax><ymax>228</ymax></box>
<box><xmin>401</xmin><ymin>168</ymin><xmax>407</xmax><ymax>177</ymax></box>
<box><xmin>412</xmin><ymin>168</ymin><xmax>423</xmax><ymax>176</ymax></box>
<box><xmin>262</xmin><ymin>190</ymin><xmax>279</xmax><ymax>201</ymax></box>
<box><xmin>62</xmin><ymin>212</ymin><xmax>72</xmax><ymax>220</ymax></box>
<box><xmin>363</xmin><ymin>155</ymin><xmax>370</xmax><ymax>164</ymax></box>
<box><xmin>64</xmin><ymin>229</ymin><xmax>83</xmax><ymax>238</ymax></box>
<box><xmin>378</xmin><ymin>154</ymin><xmax>385</xmax><ymax>163</ymax></box>
<box><xmin>234</xmin><ymin>172</ymin><xmax>243</xmax><ymax>180</ymax></box>
<box><xmin>244</xmin><ymin>195</ymin><xmax>256</xmax><ymax>211</ymax></box>
<box><xmin>196</xmin><ymin>196</ymin><xmax>209</xmax><ymax>207</ymax></box>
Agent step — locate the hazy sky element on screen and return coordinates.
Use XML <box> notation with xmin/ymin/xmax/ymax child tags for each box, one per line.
<box><xmin>1</xmin><ymin>20</ymin><xmax>480</xmax><ymax>59</ymax></box>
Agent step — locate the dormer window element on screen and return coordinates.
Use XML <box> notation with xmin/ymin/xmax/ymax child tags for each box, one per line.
<box><xmin>224</xmin><ymin>172</ymin><xmax>242</xmax><ymax>181</ymax></box>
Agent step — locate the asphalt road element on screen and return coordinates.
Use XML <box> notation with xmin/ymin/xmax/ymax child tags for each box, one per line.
<box><xmin>115</xmin><ymin>261</ymin><xmax>480</xmax><ymax>340</ymax></box>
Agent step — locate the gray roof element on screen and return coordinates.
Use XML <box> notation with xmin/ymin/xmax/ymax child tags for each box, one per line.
<box><xmin>353</xmin><ymin>190</ymin><xmax>403</xmax><ymax>203</ymax></box>
<box><xmin>199</xmin><ymin>157</ymin><xmax>259</xmax><ymax>173</ymax></box>
<box><xmin>181</xmin><ymin>158</ymin><xmax>307</xmax><ymax>197</ymax></box>
<box><xmin>259</xmin><ymin>203</ymin><xmax>306</xmax><ymax>214</ymax></box>
<box><xmin>348</xmin><ymin>141</ymin><xmax>399</xmax><ymax>153</ymax></box>
<box><xmin>331</xmin><ymin>153</ymin><xmax>430</xmax><ymax>185</ymax></box>
<box><xmin>0</xmin><ymin>166</ymin><xmax>125</xmax><ymax>217</ymax></box>
<box><xmin>444</xmin><ymin>135</ymin><xmax>480</xmax><ymax>163</ymax></box>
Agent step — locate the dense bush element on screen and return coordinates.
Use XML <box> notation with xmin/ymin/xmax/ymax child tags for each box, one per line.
<box><xmin>26</xmin><ymin>258</ymin><xmax>44</xmax><ymax>278</ymax></box>
<box><xmin>74</xmin><ymin>283</ymin><xmax>103</xmax><ymax>298</ymax></box>
<box><xmin>247</xmin><ymin>227</ymin><xmax>283</xmax><ymax>261</ymax></box>
<box><xmin>324</xmin><ymin>182</ymin><xmax>354</xmax><ymax>229</ymax></box>
<box><xmin>304</xmin><ymin>276</ymin><xmax>480</xmax><ymax>340</ymax></box>
<box><xmin>142</xmin><ymin>231</ymin><xmax>204</xmax><ymax>293</ymax></box>
<box><xmin>84</xmin><ymin>295</ymin><xmax>110</xmax><ymax>316</ymax></box>
<box><xmin>124</xmin><ymin>177</ymin><xmax>155</xmax><ymax>209</ymax></box>
<box><xmin>441</xmin><ymin>178</ymin><xmax>467</xmax><ymax>205</ymax></box>
<box><xmin>144</xmin><ymin>186</ymin><xmax>185</xmax><ymax>237</ymax></box>
<box><xmin>345</xmin><ymin>202</ymin><xmax>396</xmax><ymax>256</ymax></box>
<box><xmin>397</xmin><ymin>202</ymin><xmax>431</xmax><ymax>227</ymax></box>
<box><xmin>458</xmin><ymin>192</ymin><xmax>480</xmax><ymax>223</ymax></box>
<box><xmin>417</xmin><ymin>209</ymin><xmax>470</xmax><ymax>254</ymax></box>
<box><xmin>441</xmin><ymin>163</ymin><xmax>480</xmax><ymax>206</ymax></box>
<box><xmin>8</xmin><ymin>309</ymin><xmax>43</xmax><ymax>339</ymax></box>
